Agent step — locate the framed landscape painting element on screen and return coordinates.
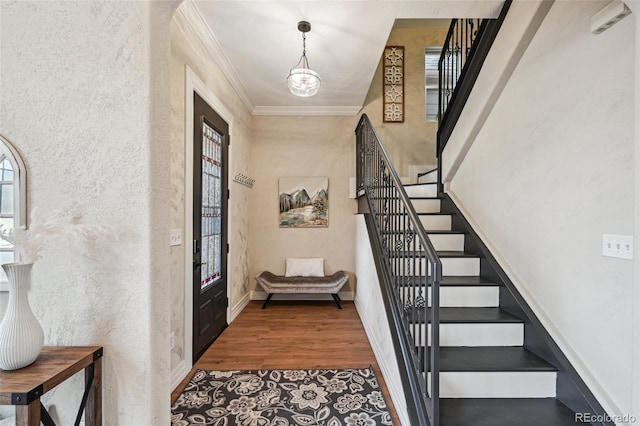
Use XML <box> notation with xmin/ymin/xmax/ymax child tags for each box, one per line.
<box><xmin>279</xmin><ymin>177</ymin><xmax>328</xmax><ymax>228</ymax></box>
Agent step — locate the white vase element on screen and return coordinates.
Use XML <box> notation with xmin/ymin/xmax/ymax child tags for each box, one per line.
<box><xmin>0</xmin><ymin>263</ymin><xmax>44</xmax><ymax>370</ymax></box>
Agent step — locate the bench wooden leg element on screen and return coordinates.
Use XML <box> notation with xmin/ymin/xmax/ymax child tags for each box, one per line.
<box><xmin>262</xmin><ymin>293</ymin><xmax>274</xmax><ymax>309</ymax></box>
<box><xmin>331</xmin><ymin>294</ymin><xmax>342</xmax><ymax>309</ymax></box>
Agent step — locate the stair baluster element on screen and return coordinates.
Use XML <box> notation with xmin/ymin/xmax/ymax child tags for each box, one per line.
<box><xmin>356</xmin><ymin>114</ymin><xmax>442</xmax><ymax>426</ymax></box>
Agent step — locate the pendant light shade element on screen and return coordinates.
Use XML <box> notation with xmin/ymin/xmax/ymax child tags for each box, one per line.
<box><xmin>287</xmin><ymin>21</ymin><xmax>321</xmax><ymax>97</ymax></box>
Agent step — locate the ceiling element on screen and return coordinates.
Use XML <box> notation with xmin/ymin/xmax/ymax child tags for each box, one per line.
<box><xmin>188</xmin><ymin>0</ymin><xmax>503</xmax><ymax>115</ymax></box>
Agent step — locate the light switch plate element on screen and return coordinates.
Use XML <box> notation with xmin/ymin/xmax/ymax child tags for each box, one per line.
<box><xmin>602</xmin><ymin>234</ymin><xmax>633</xmax><ymax>259</ymax></box>
<box><xmin>170</xmin><ymin>229</ymin><xmax>182</xmax><ymax>246</ymax></box>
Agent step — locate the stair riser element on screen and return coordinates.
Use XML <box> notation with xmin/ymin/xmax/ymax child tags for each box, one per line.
<box><xmin>410</xmin><ymin>199</ymin><xmax>441</xmax><ymax>213</ymax></box>
<box><xmin>404</xmin><ymin>185</ymin><xmax>437</xmax><ymax>198</ymax></box>
<box><xmin>383</xmin><ymin>214</ymin><xmax>451</xmax><ymax>231</ymax></box>
<box><xmin>418</xmin><ymin>170</ymin><xmax>438</xmax><ymax>184</ymax></box>
<box><xmin>392</xmin><ymin>233</ymin><xmax>464</xmax><ymax>251</ymax></box>
<box><xmin>393</xmin><ymin>257</ymin><xmax>480</xmax><ymax>276</ymax></box>
<box><xmin>411</xmin><ymin>323</ymin><xmax>524</xmax><ymax>347</ymax></box>
<box><xmin>426</xmin><ymin>372</ymin><xmax>557</xmax><ymax>398</ymax></box>
<box><xmin>442</xmin><ymin>258</ymin><xmax>479</xmax><ymax>276</ymax></box>
<box><xmin>400</xmin><ymin>286</ymin><xmax>499</xmax><ymax>308</ymax></box>
<box><xmin>428</xmin><ymin>234</ymin><xmax>464</xmax><ymax>251</ymax></box>
<box><xmin>419</xmin><ymin>215</ymin><xmax>451</xmax><ymax>231</ymax></box>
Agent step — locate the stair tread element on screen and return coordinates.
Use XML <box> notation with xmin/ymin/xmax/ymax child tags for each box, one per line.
<box><xmin>397</xmin><ymin>276</ymin><xmax>497</xmax><ymax>286</ymax></box>
<box><xmin>438</xmin><ymin>251</ymin><xmax>477</xmax><ymax>258</ymax></box>
<box><xmin>417</xmin><ymin>307</ymin><xmax>523</xmax><ymax>324</ymax></box>
<box><xmin>389</xmin><ymin>250</ymin><xmax>478</xmax><ymax>258</ymax></box>
<box><xmin>423</xmin><ymin>347</ymin><xmax>557</xmax><ymax>372</ymax></box>
<box><xmin>440</xmin><ymin>398</ymin><xmax>583</xmax><ymax>426</ymax></box>
<box><xmin>427</xmin><ymin>230</ymin><xmax>466</xmax><ymax>235</ymax></box>
<box><xmin>403</xmin><ymin>182</ymin><xmax>437</xmax><ymax>187</ymax></box>
<box><xmin>417</xmin><ymin>167</ymin><xmax>438</xmax><ymax>177</ymax></box>
<box><xmin>374</xmin><ymin>212</ymin><xmax>450</xmax><ymax>216</ymax></box>
<box><xmin>370</xmin><ymin>196</ymin><xmax>440</xmax><ymax>200</ymax></box>
<box><xmin>381</xmin><ymin>230</ymin><xmax>464</xmax><ymax>235</ymax></box>
<box><xmin>440</xmin><ymin>276</ymin><xmax>496</xmax><ymax>285</ymax></box>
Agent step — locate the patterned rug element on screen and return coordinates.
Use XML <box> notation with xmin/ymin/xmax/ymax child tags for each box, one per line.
<box><xmin>171</xmin><ymin>367</ymin><xmax>393</xmax><ymax>426</ymax></box>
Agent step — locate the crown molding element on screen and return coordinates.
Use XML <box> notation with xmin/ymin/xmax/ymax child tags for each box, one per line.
<box><xmin>175</xmin><ymin>2</ymin><xmax>364</xmax><ymax>117</ymax></box>
<box><xmin>176</xmin><ymin>1</ymin><xmax>256</xmax><ymax>113</ymax></box>
<box><xmin>252</xmin><ymin>106</ymin><xmax>362</xmax><ymax>116</ymax></box>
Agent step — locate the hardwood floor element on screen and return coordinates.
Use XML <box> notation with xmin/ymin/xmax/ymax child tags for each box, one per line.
<box><xmin>172</xmin><ymin>300</ymin><xmax>400</xmax><ymax>425</ymax></box>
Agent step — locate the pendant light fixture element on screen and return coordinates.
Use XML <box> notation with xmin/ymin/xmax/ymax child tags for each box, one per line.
<box><xmin>287</xmin><ymin>21</ymin><xmax>321</xmax><ymax>97</ymax></box>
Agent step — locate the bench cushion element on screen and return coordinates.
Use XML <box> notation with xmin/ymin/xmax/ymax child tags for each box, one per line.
<box><xmin>256</xmin><ymin>271</ymin><xmax>348</xmax><ymax>294</ymax></box>
<box><xmin>285</xmin><ymin>257</ymin><xmax>324</xmax><ymax>277</ymax></box>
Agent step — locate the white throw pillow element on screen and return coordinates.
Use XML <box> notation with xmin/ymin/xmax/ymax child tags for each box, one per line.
<box><xmin>285</xmin><ymin>258</ymin><xmax>324</xmax><ymax>277</ymax></box>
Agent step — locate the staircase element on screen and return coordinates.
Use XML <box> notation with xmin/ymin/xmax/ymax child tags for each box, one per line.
<box><xmin>401</xmin><ymin>170</ymin><xmax>585</xmax><ymax>425</ymax></box>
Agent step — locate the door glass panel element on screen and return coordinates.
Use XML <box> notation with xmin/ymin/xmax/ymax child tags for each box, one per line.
<box><xmin>200</xmin><ymin>121</ymin><xmax>222</xmax><ymax>291</ymax></box>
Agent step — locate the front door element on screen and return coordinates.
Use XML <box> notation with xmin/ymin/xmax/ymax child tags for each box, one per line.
<box><xmin>193</xmin><ymin>92</ymin><xmax>229</xmax><ymax>363</ymax></box>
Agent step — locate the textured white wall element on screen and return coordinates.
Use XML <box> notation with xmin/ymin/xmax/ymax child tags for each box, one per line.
<box><xmin>0</xmin><ymin>1</ymin><xmax>173</xmax><ymax>424</ymax></box>
<box><xmin>441</xmin><ymin>0</ymin><xmax>553</xmax><ymax>182</ymax></box>
<box><xmin>170</xmin><ymin>7</ymin><xmax>253</xmax><ymax>376</ymax></box>
<box><xmin>447</xmin><ymin>1</ymin><xmax>635</xmax><ymax>420</ymax></box>
<box><xmin>354</xmin><ymin>214</ymin><xmax>409</xmax><ymax>426</ymax></box>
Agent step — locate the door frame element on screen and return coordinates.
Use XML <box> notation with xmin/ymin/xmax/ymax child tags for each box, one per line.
<box><xmin>183</xmin><ymin>66</ymin><xmax>234</xmax><ymax>375</ymax></box>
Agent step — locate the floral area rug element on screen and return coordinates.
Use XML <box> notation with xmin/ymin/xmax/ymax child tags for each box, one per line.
<box><xmin>171</xmin><ymin>367</ymin><xmax>393</xmax><ymax>426</ymax></box>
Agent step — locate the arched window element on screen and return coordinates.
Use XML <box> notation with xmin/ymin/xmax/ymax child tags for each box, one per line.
<box><xmin>0</xmin><ymin>135</ymin><xmax>27</xmax><ymax>288</ymax></box>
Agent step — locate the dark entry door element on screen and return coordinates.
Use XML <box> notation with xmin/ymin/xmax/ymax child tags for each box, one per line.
<box><xmin>193</xmin><ymin>92</ymin><xmax>229</xmax><ymax>363</ymax></box>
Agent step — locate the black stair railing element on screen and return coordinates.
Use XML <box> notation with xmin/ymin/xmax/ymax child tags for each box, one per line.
<box><xmin>437</xmin><ymin>1</ymin><xmax>512</xmax><ymax>156</ymax></box>
<box><xmin>356</xmin><ymin>114</ymin><xmax>442</xmax><ymax>426</ymax></box>
<box><xmin>438</xmin><ymin>18</ymin><xmax>483</xmax><ymax>124</ymax></box>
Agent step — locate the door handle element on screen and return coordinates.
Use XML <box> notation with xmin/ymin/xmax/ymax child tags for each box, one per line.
<box><xmin>193</xmin><ymin>260</ymin><xmax>207</xmax><ymax>270</ymax></box>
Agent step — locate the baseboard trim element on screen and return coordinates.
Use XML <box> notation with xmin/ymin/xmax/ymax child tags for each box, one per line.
<box><xmin>354</xmin><ymin>295</ymin><xmax>410</xmax><ymax>426</ymax></box>
<box><xmin>230</xmin><ymin>293</ymin><xmax>250</xmax><ymax>323</ymax></box>
<box><xmin>171</xmin><ymin>360</ymin><xmax>192</xmax><ymax>392</ymax></box>
<box><xmin>250</xmin><ymin>290</ymin><xmax>354</xmax><ymax>301</ymax></box>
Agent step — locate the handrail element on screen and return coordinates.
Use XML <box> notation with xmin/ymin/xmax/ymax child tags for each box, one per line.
<box><xmin>356</xmin><ymin>113</ymin><xmax>442</xmax><ymax>426</ymax></box>
<box><xmin>438</xmin><ymin>18</ymin><xmax>485</xmax><ymax>127</ymax></box>
<box><xmin>437</xmin><ymin>1</ymin><xmax>512</xmax><ymax>156</ymax></box>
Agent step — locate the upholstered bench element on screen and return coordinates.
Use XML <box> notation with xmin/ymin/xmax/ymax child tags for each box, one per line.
<box><xmin>256</xmin><ymin>269</ymin><xmax>349</xmax><ymax>309</ymax></box>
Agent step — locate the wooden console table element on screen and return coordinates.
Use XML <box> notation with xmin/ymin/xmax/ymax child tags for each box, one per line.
<box><xmin>0</xmin><ymin>346</ymin><xmax>103</xmax><ymax>426</ymax></box>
